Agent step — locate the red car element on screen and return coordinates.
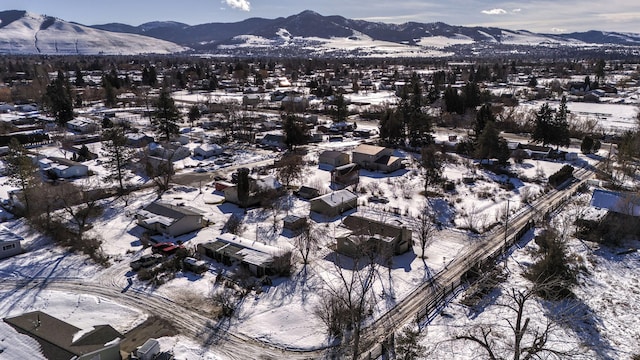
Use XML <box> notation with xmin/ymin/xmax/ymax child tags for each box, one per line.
<box><xmin>151</xmin><ymin>242</ymin><xmax>184</xmax><ymax>256</ymax></box>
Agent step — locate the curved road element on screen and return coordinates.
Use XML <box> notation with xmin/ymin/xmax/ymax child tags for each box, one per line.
<box><xmin>0</xmin><ymin>164</ymin><xmax>594</xmax><ymax>359</ymax></box>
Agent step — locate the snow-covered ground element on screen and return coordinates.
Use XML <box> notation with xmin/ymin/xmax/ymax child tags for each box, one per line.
<box><xmin>0</xmin><ymin>87</ymin><xmax>638</xmax><ymax>359</ymax></box>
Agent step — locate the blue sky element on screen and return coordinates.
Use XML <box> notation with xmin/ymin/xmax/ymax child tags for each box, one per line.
<box><xmin>4</xmin><ymin>0</ymin><xmax>640</xmax><ymax>33</ymax></box>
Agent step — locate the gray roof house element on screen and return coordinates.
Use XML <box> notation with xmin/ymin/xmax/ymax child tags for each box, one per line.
<box><xmin>197</xmin><ymin>233</ymin><xmax>291</xmax><ymax>277</ymax></box>
<box><xmin>336</xmin><ymin>214</ymin><xmax>412</xmax><ymax>258</ymax></box>
<box><xmin>136</xmin><ymin>201</ymin><xmax>205</xmax><ymax>237</ymax></box>
<box><xmin>4</xmin><ymin>311</ymin><xmax>123</xmax><ymax>360</ymax></box>
<box><xmin>591</xmin><ymin>189</ymin><xmax>640</xmax><ymax>217</ymax></box>
<box><xmin>39</xmin><ymin>157</ymin><xmax>89</xmax><ymax>179</ymax></box>
<box><xmin>0</xmin><ymin>226</ymin><xmax>22</xmax><ymax>260</ymax></box>
<box><xmin>310</xmin><ymin>189</ymin><xmax>358</xmax><ymax>218</ymax></box>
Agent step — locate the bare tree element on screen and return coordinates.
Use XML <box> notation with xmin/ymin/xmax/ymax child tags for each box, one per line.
<box><xmin>416</xmin><ymin>202</ymin><xmax>436</xmax><ymax>260</ymax></box>
<box><xmin>455</xmin><ymin>286</ymin><xmax>572</xmax><ymax>360</ymax></box>
<box><xmin>318</xmin><ymin>250</ymin><xmax>379</xmax><ymax>359</ymax></box>
<box><xmin>294</xmin><ymin>221</ymin><xmax>318</xmax><ymax>267</ymax></box>
<box><xmin>276</xmin><ymin>152</ymin><xmax>306</xmax><ymax>189</ymax></box>
<box><xmin>5</xmin><ymin>138</ymin><xmax>39</xmax><ymax>216</ymax></box>
<box><xmin>53</xmin><ymin>180</ymin><xmax>104</xmax><ymax>241</ymax></box>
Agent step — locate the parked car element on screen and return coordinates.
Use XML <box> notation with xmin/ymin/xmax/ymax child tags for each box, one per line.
<box><xmin>151</xmin><ymin>242</ymin><xmax>184</xmax><ymax>256</ymax></box>
<box><xmin>130</xmin><ymin>254</ymin><xmax>163</xmax><ymax>271</ymax></box>
<box><xmin>183</xmin><ymin>257</ymin><xmax>208</xmax><ymax>274</ymax></box>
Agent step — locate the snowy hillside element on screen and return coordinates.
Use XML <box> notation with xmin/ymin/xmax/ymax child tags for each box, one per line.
<box><xmin>0</xmin><ymin>11</ymin><xmax>188</xmax><ymax>55</ymax></box>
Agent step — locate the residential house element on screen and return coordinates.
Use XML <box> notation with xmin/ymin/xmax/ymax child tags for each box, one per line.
<box><xmin>318</xmin><ymin>150</ymin><xmax>350</xmax><ymax>168</ymax></box>
<box><xmin>197</xmin><ymin>233</ymin><xmax>291</xmax><ymax>277</ymax></box>
<box><xmin>67</xmin><ymin>118</ymin><xmax>98</xmax><ymax>134</ymax></box>
<box><xmin>136</xmin><ymin>200</ymin><xmax>205</xmax><ymax>237</ymax></box>
<box><xmin>336</xmin><ymin>214</ymin><xmax>412</xmax><ymax>258</ymax></box>
<box><xmin>4</xmin><ymin>311</ymin><xmax>123</xmax><ymax>360</ymax></box>
<box><xmin>148</xmin><ymin>142</ymin><xmax>191</xmax><ymax>162</ymax></box>
<box><xmin>331</xmin><ymin>163</ymin><xmax>360</xmax><ymax>188</ymax></box>
<box><xmin>39</xmin><ymin>157</ymin><xmax>89</xmax><ymax>179</ymax></box>
<box><xmin>0</xmin><ymin>226</ymin><xmax>22</xmax><ymax>260</ymax></box>
<box><xmin>194</xmin><ymin>143</ymin><xmax>223</xmax><ymax>158</ymax></box>
<box><xmin>242</xmin><ymin>94</ymin><xmax>262</xmax><ymax>107</ymax></box>
<box><xmin>591</xmin><ymin>189</ymin><xmax>640</xmax><ymax>217</ymax></box>
<box><xmin>310</xmin><ymin>189</ymin><xmax>358</xmax><ymax>218</ymax></box>
<box><xmin>125</xmin><ymin>133</ymin><xmax>154</xmax><ymax>148</ymax></box>
<box><xmin>260</xmin><ymin>134</ymin><xmax>286</xmax><ymax>150</ymax></box>
<box><xmin>352</xmin><ymin>144</ymin><xmax>403</xmax><ymax>173</ymax></box>
<box><xmin>223</xmin><ymin>175</ymin><xmax>283</xmax><ymax>207</ymax></box>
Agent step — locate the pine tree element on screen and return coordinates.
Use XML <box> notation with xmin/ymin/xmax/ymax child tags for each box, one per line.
<box><xmin>188</xmin><ymin>105</ymin><xmax>201</xmax><ymax>128</ymax></box>
<box><xmin>532</xmin><ymin>103</ymin><xmax>555</xmax><ymax>146</ymax></box>
<box><xmin>475</xmin><ymin>103</ymin><xmax>495</xmax><ymax>139</ymax></box>
<box><xmin>379</xmin><ymin>108</ymin><xmax>403</xmax><ymax>145</ymax></box>
<box><xmin>43</xmin><ymin>70</ymin><xmax>74</xmax><ymax>126</ymax></box>
<box><xmin>5</xmin><ymin>138</ymin><xmax>39</xmax><ymax>216</ymax></box>
<box><xmin>551</xmin><ymin>96</ymin><xmax>571</xmax><ymax>149</ymax></box>
<box><xmin>153</xmin><ymin>89</ymin><xmax>181</xmax><ymax>141</ymax></box>
<box><xmin>102</xmin><ymin>127</ymin><xmax>134</xmax><ymax>192</ymax></box>
<box><xmin>283</xmin><ymin>114</ymin><xmax>309</xmax><ymax>150</ymax></box>
<box><xmin>476</xmin><ymin>120</ymin><xmax>500</xmax><ymax>162</ymax></box>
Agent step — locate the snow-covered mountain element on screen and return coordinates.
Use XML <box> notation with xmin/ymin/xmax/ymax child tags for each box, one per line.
<box><xmin>2</xmin><ymin>9</ymin><xmax>640</xmax><ymax>57</ymax></box>
<box><xmin>0</xmin><ymin>11</ymin><xmax>188</xmax><ymax>55</ymax></box>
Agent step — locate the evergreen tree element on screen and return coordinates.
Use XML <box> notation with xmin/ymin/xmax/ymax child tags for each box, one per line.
<box><xmin>379</xmin><ymin>108</ymin><xmax>403</xmax><ymax>145</ymax></box>
<box><xmin>420</xmin><ymin>145</ymin><xmax>443</xmax><ymax>194</ymax></box>
<box><xmin>74</xmin><ymin>66</ymin><xmax>85</xmax><ymax>87</ymax></box>
<box><xmin>475</xmin><ymin>120</ymin><xmax>500</xmax><ymax>161</ymax></box>
<box><xmin>283</xmin><ymin>114</ymin><xmax>309</xmax><ymax>149</ymax></box>
<box><xmin>104</xmin><ymin>80</ymin><xmax>117</xmax><ymax>108</ymax></box>
<box><xmin>5</xmin><ymin>138</ymin><xmax>39</xmax><ymax>216</ymax></box>
<box><xmin>153</xmin><ymin>89</ymin><xmax>181</xmax><ymax>141</ymax></box>
<box><xmin>474</xmin><ymin>103</ymin><xmax>495</xmax><ymax>139</ymax></box>
<box><xmin>444</xmin><ymin>86</ymin><xmax>464</xmax><ymax>115</ymax></box>
<box><xmin>236</xmin><ymin>168</ymin><xmax>250</xmax><ymax>209</ymax></box>
<box><xmin>187</xmin><ymin>105</ymin><xmax>201</xmax><ymax>128</ymax></box>
<box><xmin>43</xmin><ymin>70</ymin><xmax>74</xmax><ymax>126</ymax></box>
<box><xmin>532</xmin><ymin>103</ymin><xmax>555</xmax><ymax>147</ymax></box>
<box><xmin>102</xmin><ymin>127</ymin><xmax>134</xmax><ymax>192</ymax></box>
<box><xmin>332</xmin><ymin>93</ymin><xmax>348</xmax><ymax>123</ymax></box>
<box><xmin>551</xmin><ymin>96</ymin><xmax>571</xmax><ymax>149</ymax></box>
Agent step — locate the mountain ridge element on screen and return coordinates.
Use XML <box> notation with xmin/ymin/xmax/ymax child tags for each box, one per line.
<box><xmin>1</xmin><ymin>10</ymin><xmax>640</xmax><ymax>56</ymax></box>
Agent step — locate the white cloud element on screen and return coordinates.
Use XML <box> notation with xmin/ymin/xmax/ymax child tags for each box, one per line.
<box><xmin>512</xmin><ymin>8</ymin><xmax>522</xmax><ymax>13</ymax></box>
<box><xmin>551</xmin><ymin>27</ymin><xmax>567</xmax><ymax>33</ymax></box>
<box><xmin>481</xmin><ymin>8</ymin><xmax>508</xmax><ymax>15</ymax></box>
<box><xmin>223</xmin><ymin>0</ymin><xmax>250</xmax><ymax>11</ymax></box>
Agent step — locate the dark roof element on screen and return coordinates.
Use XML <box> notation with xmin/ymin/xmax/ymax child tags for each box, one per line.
<box><xmin>332</xmin><ymin>163</ymin><xmax>360</xmax><ymax>176</ymax></box>
<box><xmin>4</xmin><ymin>311</ymin><xmax>123</xmax><ymax>359</ymax></box>
<box><xmin>342</xmin><ymin>214</ymin><xmax>405</xmax><ymax>239</ymax></box>
<box><xmin>143</xmin><ymin>201</ymin><xmax>204</xmax><ymax>219</ymax></box>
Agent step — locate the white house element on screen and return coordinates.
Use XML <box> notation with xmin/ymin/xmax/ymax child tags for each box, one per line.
<box><xmin>591</xmin><ymin>189</ymin><xmax>640</xmax><ymax>217</ymax></box>
<box><xmin>0</xmin><ymin>226</ymin><xmax>22</xmax><ymax>260</ymax></box>
<box><xmin>67</xmin><ymin>117</ymin><xmax>98</xmax><ymax>134</ymax></box>
<box><xmin>39</xmin><ymin>157</ymin><xmax>89</xmax><ymax>179</ymax></box>
<box><xmin>194</xmin><ymin>143</ymin><xmax>223</xmax><ymax>158</ymax></box>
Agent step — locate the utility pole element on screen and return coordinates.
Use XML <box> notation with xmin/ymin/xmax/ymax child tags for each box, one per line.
<box><xmin>504</xmin><ymin>199</ymin><xmax>510</xmax><ymax>248</ymax></box>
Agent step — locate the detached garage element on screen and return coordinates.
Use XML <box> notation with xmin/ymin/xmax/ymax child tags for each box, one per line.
<box><xmin>310</xmin><ymin>189</ymin><xmax>358</xmax><ymax>218</ymax></box>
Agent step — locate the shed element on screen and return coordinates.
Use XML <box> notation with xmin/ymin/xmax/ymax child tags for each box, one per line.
<box><xmin>136</xmin><ymin>338</ymin><xmax>160</xmax><ymax>360</ymax></box>
<box><xmin>310</xmin><ymin>189</ymin><xmax>358</xmax><ymax>218</ymax></box>
<box><xmin>318</xmin><ymin>150</ymin><xmax>350</xmax><ymax>168</ymax></box>
<box><xmin>0</xmin><ymin>226</ymin><xmax>22</xmax><ymax>260</ymax></box>
<box><xmin>283</xmin><ymin>215</ymin><xmax>307</xmax><ymax>231</ymax></box>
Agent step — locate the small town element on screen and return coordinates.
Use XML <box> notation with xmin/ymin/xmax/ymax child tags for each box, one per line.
<box><xmin>0</xmin><ymin>4</ymin><xmax>639</xmax><ymax>360</ymax></box>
